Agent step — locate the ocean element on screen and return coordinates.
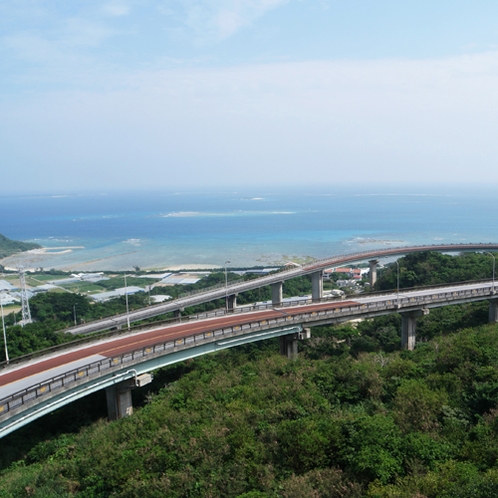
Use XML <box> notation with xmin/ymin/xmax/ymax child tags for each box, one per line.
<box><xmin>0</xmin><ymin>185</ymin><xmax>497</xmax><ymax>271</ymax></box>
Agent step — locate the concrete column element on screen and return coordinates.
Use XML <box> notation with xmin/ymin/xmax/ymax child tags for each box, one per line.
<box><xmin>279</xmin><ymin>329</ymin><xmax>311</xmax><ymax>359</ymax></box>
<box><xmin>106</xmin><ymin>374</ymin><xmax>153</xmax><ymax>421</ymax></box>
<box><xmin>271</xmin><ymin>282</ymin><xmax>283</xmax><ymax>306</ymax></box>
<box><xmin>369</xmin><ymin>259</ymin><xmax>379</xmax><ymax>287</ymax></box>
<box><xmin>227</xmin><ymin>294</ymin><xmax>237</xmax><ymax>310</ymax></box>
<box><xmin>311</xmin><ymin>271</ymin><xmax>323</xmax><ymax>302</ymax></box>
<box><xmin>106</xmin><ymin>380</ymin><xmax>134</xmax><ymax>421</ymax></box>
<box><xmin>173</xmin><ymin>309</ymin><xmax>182</xmax><ymax>319</ymax></box>
<box><xmin>400</xmin><ymin>309</ymin><xmax>429</xmax><ymax>350</ymax></box>
<box><xmin>279</xmin><ymin>334</ymin><xmax>298</xmax><ymax>359</ymax></box>
<box><xmin>489</xmin><ymin>298</ymin><xmax>498</xmax><ymax>323</ymax></box>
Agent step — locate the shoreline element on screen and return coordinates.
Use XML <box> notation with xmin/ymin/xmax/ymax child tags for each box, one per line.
<box><xmin>0</xmin><ymin>236</ymin><xmax>441</xmax><ymax>273</ymax></box>
<box><xmin>0</xmin><ymin>245</ymin><xmax>316</xmax><ymax>273</ymax></box>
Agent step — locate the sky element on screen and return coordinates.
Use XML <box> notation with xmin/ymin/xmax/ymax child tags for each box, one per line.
<box><xmin>2</xmin><ymin>1</ymin><xmax>498</xmax><ymax>193</ymax></box>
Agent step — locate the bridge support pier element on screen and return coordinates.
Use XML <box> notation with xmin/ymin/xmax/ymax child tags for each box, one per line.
<box><xmin>106</xmin><ymin>380</ymin><xmax>134</xmax><ymax>421</ymax></box>
<box><xmin>489</xmin><ymin>298</ymin><xmax>498</xmax><ymax>323</ymax></box>
<box><xmin>401</xmin><ymin>309</ymin><xmax>429</xmax><ymax>350</ymax></box>
<box><xmin>106</xmin><ymin>374</ymin><xmax>153</xmax><ymax>421</ymax></box>
<box><xmin>369</xmin><ymin>259</ymin><xmax>379</xmax><ymax>287</ymax></box>
<box><xmin>280</xmin><ymin>335</ymin><xmax>298</xmax><ymax>359</ymax></box>
<box><xmin>173</xmin><ymin>309</ymin><xmax>183</xmax><ymax>319</ymax></box>
<box><xmin>311</xmin><ymin>271</ymin><xmax>323</xmax><ymax>302</ymax></box>
<box><xmin>272</xmin><ymin>282</ymin><xmax>283</xmax><ymax>306</ymax></box>
<box><xmin>279</xmin><ymin>328</ymin><xmax>311</xmax><ymax>359</ymax></box>
<box><xmin>227</xmin><ymin>294</ymin><xmax>237</xmax><ymax>311</ymax></box>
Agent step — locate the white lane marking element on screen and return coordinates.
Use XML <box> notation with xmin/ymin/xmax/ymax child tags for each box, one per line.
<box><xmin>0</xmin><ymin>355</ymin><xmax>107</xmax><ymax>399</ymax></box>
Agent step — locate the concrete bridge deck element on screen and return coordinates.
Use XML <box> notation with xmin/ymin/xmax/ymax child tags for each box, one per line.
<box><xmin>1</xmin><ymin>278</ymin><xmax>497</xmax><ymax>439</ymax></box>
<box><xmin>62</xmin><ymin>243</ymin><xmax>498</xmax><ymax>336</ymax></box>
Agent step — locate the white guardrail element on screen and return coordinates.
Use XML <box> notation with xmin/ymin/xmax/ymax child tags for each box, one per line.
<box><xmin>63</xmin><ymin>243</ymin><xmax>498</xmax><ymax>335</ymax></box>
<box><xmin>1</xmin><ymin>282</ymin><xmax>496</xmax><ymax>419</ymax></box>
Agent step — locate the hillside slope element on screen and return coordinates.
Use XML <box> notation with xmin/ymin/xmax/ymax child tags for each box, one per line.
<box><xmin>2</xmin><ymin>322</ymin><xmax>498</xmax><ymax>497</ymax></box>
<box><xmin>0</xmin><ymin>233</ymin><xmax>41</xmax><ymax>259</ymax></box>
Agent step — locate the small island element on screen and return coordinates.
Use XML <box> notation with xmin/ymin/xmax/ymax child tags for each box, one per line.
<box><xmin>0</xmin><ymin>233</ymin><xmax>41</xmax><ymax>259</ymax></box>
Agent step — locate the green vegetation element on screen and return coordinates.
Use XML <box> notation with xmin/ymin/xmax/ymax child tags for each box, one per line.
<box><xmin>2</xmin><ymin>322</ymin><xmax>498</xmax><ymax>496</ymax></box>
<box><xmin>2</xmin><ymin>251</ymin><xmax>498</xmax><ymax>496</ymax></box>
<box><xmin>375</xmin><ymin>251</ymin><xmax>497</xmax><ymax>291</ymax></box>
<box><xmin>0</xmin><ymin>233</ymin><xmax>41</xmax><ymax>259</ymax></box>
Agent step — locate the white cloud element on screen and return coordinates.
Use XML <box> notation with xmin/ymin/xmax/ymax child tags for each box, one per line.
<box><xmin>101</xmin><ymin>2</ymin><xmax>131</xmax><ymax>17</ymax></box>
<box><xmin>169</xmin><ymin>0</ymin><xmax>289</xmax><ymax>42</ymax></box>
<box><xmin>3</xmin><ymin>50</ymin><xmax>498</xmax><ymax>190</ymax></box>
<box><xmin>61</xmin><ymin>18</ymin><xmax>118</xmax><ymax>48</ymax></box>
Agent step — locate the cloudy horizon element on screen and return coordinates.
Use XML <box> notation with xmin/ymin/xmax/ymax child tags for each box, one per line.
<box><xmin>2</xmin><ymin>1</ymin><xmax>498</xmax><ymax>193</ymax></box>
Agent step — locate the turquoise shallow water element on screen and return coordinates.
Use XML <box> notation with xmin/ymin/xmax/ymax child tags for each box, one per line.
<box><xmin>1</xmin><ymin>186</ymin><xmax>497</xmax><ymax>271</ymax></box>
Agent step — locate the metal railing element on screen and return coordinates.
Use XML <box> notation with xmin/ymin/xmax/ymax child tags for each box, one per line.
<box><xmin>0</xmin><ymin>277</ymin><xmax>494</xmax><ymax>371</ymax></box>
<box><xmin>0</xmin><ymin>314</ymin><xmax>295</xmax><ymax>417</ymax></box>
<box><xmin>60</xmin><ymin>243</ymin><xmax>498</xmax><ymax>336</ymax></box>
<box><xmin>1</xmin><ymin>281</ymin><xmax>496</xmax><ymax>419</ymax></box>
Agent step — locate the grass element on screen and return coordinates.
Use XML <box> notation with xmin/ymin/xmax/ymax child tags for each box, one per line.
<box><xmin>60</xmin><ymin>282</ymin><xmax>109</xmax><ymax>294</ymax></box>
<box><xmin>1</xmin><ymin>305</ymin><xmax>21</xmax><ymax>315</ymax></box>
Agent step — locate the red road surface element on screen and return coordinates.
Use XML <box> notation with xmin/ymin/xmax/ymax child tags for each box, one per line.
<box><xmin>0</xmin><ymin>301</ymin><xmax>359</xmax><ymax>390</ymax></box>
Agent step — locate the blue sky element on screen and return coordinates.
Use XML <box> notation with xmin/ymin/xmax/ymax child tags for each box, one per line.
<box><xmin>2</xmin><ymin>1</ymin><xmax>498</xmax><ymax>192</ymax></box>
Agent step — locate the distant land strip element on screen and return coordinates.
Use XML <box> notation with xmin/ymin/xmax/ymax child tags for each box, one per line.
<box><xmin>0</xmin><ymin>234</ymin><xmax>41</xmax><ymax>260</ymax></box>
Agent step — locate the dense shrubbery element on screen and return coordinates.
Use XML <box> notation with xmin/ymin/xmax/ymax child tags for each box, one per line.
<box><xmin>375</xmin><ymin>251</ymin><xmax>497</xmax><ymax>291</ymax></box>
<box><xmin>2</xmin><ymin>323</ymin><xmax>498</xmax><ymax>496</ymax></box>
<box><xmin>2</xmin><ymin>251</ymin><xmax>498</xmax><ymax>495</ymax></box>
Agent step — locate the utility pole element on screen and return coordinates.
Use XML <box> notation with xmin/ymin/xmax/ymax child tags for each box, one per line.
<box><xmin>124</xmin><ymin>274</ymin><xmax>130</xmax><ymax>330</ymax></box>
<box><xmin>1</xmin><ymin>292</ymin><xmax>8</xmax><ymax>363</ymax></box>
<box><xmin>224</xmin><ymin>261</ymin><xmax>230</xmax><ymax>312</ymax></box>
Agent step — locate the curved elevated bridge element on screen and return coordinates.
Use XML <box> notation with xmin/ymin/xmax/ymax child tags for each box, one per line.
<box><xmin>1</xmin><ymin>275</ymin><xmax>497</xmax><ymax>439</ymax></box>
<box><xmin>65</xmin><ymin>243</ymin><xmax>498</xmax><ymax>336</ymax></box>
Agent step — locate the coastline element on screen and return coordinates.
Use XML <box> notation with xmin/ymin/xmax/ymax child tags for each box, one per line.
<box><xmin>0</xmin><ymin>237</ymin><xmax>412</xmax><ymax>273</ymax></box>
<box><xmin>0</xmin><ymin>236</ymin><xmax>457</xmax><ymax>273</ymax></box>
<box><xmin>2</xmin><ymin>188</ymin><xmax>496</xmax><ymax>273</ymax></box>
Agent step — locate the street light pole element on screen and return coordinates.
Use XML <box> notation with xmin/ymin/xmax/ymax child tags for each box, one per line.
<box><xmin>484</xmin><ymin>252</ymin><xmax>496</xmax><ymax>294</ymax></box>
<box><xmin>224</xmin><ymin>260</ymin><xmax>230</xmax><ymax>312</ymax></box>
<box><xmin>395</xmin><ymin>259</ymin><xmax>400</xmax><ymax>308</ymax></box>
<box><xmin>1</xmin><ymin>293</ymin><xmax>9</xmax><ymax>364</ymax></box>
<box><xmin>124</xmin><ymin>274</ymin><xmax>130</xmax><ymax>330</ymax></box>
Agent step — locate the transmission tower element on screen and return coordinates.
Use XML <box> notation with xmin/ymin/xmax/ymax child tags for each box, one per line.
<box><xmin>18</xmin><ymin>265</ymin><xmax>32</xmax><ymax>326</ymax></box>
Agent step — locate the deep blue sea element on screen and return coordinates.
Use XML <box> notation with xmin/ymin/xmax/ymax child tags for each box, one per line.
<box><xmin>1</xmin><ymin>186</ymin><xmax>497</xmax><ymax>271</ymax></box>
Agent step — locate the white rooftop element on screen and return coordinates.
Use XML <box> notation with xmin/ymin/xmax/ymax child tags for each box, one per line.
<box><xmin>0</xmin><ymin>280</ymin><xmax>16</xmax><ymax>292</ymax></box>
<box><xmin>89</xmin><ymin>286</ymin><xmax>145</xmax><ymax>302</ymax></box>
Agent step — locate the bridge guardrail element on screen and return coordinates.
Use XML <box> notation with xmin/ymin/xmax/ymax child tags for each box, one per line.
<box><xmin>0</xmin><ymin>314</ymin><xmax>296</xmax><ymax>418</ymax></box>
<box><xmin>1</xmin><ymin>282</ymin><xmax>496</xmax><ymax>419</ymax></box>
<box><xmin>57</xmin><ymin>244</ymin><xmax>498</xmax><ymax>337</ymax></box>
<box><xmin>63</xmin><ymin>243</ymin><xmax>498</xmax><ymax>335</ymax></box>
<box><xmin>1</xmin><ymin>278</ymin><xmax>494</xmax><ymax>371</ymax></box>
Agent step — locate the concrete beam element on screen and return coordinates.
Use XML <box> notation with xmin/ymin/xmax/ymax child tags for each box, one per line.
<box><xmin>369</xmin><ymin>259</ymin><xmax>379</xmax><ymax>287</ymax></box>
<box><xmin>271</xmin><ymin>282</ymin><xmax>283</xmax><ymax>306</ymax></box>
<box><xmin>311</xmin><ymin>271</ymin><xmax>323</xmax><ymax>302</ymax></box>
<box><xmin>0</xmin><ymin>326</ymin><xmax>302</xmax><ymax>439</ymax></box>
<box><xmin>489</xmin><ymin>298</ymin><xmax>498</xmax><ymax>323</ymax></box>
<box><xmin>400</xmin><ymin>309</ymin><xmax>429</xmax><ymax>350</ymax></box>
